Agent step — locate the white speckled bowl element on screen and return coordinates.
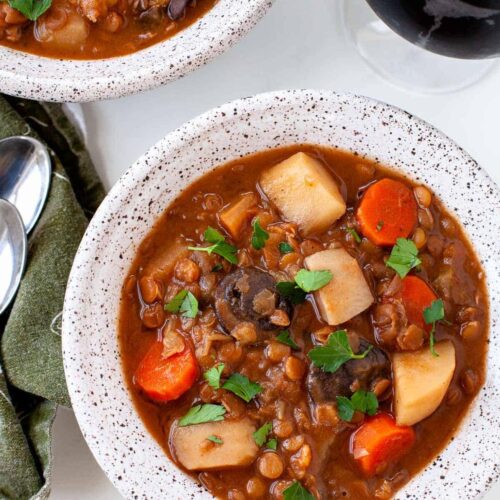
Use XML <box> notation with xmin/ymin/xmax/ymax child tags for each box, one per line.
<box><xmin>0</xmin><ymin>0</ymin><xmax>272</xmax><ymax>102</ymax></box>
<box><xmin>63</xmin><ymin>90</ymin><xmax>500</xmax><ymax>499</ymax></box>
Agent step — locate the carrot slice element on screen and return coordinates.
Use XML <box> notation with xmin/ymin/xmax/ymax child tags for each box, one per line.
<box><xmin>350</xmin><ymin>413</ymin><xmax>416</xmax><ymax>477</ymax></box>
<box><xmin>356</xmin><ymin>178</ymin><xmax>417</xmax><ymax>246</ymax></box>
<box><xmin>135</xmin><ymin>342</ymin><xmax>199</xmax><ymax>403</ymax></box>
<box><xmin>401</xmin><ymin>276</ymin><xmax>438</xmax><ymax>332</ymax></box>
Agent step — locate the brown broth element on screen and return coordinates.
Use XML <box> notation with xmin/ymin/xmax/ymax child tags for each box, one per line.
<box><xmin>119</xmin><ymin>144</ymin><xmax>488</xmax><ymax>499</ymax></box>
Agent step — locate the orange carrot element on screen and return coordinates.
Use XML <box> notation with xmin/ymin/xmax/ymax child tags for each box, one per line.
<box><xmin>400</xmin><ymin>275</ymin><xmax>438</xmax><ymax>332</ymax></box>
<box><xmin>356</xmin><ymin>178</ymin><xmax>417</xmax><ymax>246</ymax></box>
<box><xmin>350</xmin><ymin>413</ymin><xmax>416</xmax><ymax>477</ymax></box>
<box><xmin>135</xmin><ymin>342</ymin><xmax>199</xmax><ymax>403</ymax></box>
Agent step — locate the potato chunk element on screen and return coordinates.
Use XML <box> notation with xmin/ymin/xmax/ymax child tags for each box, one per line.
<box><xmin>171</xmin><ymin>418</ymin><xmax>259</xmax><ymax>471</ymax></box>
<box><xmin>393</xmin><ymin>341</ymin><xmax>456</xmax><ymax>426</ymax></box>
<box><xmin>304</xmin><ymin>248</ymin><xmax>373</xmax><ymax>325</ymax></box>
<box><xmin>260</xmin><ymin>153</ymin><xmax>346</xmax><ymax>236</ymax></box>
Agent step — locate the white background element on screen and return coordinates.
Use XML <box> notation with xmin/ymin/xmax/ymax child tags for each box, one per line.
<box><xmin>50</xmin><ymin>0</ymin><xmax>500</xmax><ymax>498</ymax></box>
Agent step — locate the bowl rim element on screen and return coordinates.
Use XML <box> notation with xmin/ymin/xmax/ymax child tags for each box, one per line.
<box><xmin>0</xmin><ymin>0</ymin><xmax>273</xmax><ymax>102</ymax></box>
<box><xmin>63</xmin><ymin>89</ymin><xmax>500</xmax><ymax>499</ymax></box>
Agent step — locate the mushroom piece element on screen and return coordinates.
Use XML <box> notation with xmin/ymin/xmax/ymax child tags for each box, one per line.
<box><xmin>215</xmin><ymin>267</ymin><xmax>292</xmax><ymax>339</ymax></box>
<box><xmin>307</xmin><ymin>338</ymin><xmax>391</xmax><ymax>403</ymax></box>
<box><xmin>167</xmin><ymin>0</ymin><xmax>191</xmax><ymax>20</ymax></box>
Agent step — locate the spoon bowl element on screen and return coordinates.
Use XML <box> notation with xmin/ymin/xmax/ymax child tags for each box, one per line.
<box><xmin>0</xmin><ymin>199</ymin><xmax>27</xmax><ymax>315</ymax></box>
<box><xmin>0</xmin><ymin>136</ymin><xmax>51</xmax><ymax>233</ymax></box>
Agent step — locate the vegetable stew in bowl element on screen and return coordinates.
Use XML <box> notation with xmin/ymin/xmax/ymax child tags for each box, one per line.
<box><xmin>120</xmin><ymin>145</ymin><xmax>487</xmax><ymax>499</ymax></box>
<box><xmin>0</xmin><ymin>0</ymin><xmax>217</xmax><ymax>59</ymax></box>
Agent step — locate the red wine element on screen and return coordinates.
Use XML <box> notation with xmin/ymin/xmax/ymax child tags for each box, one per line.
<box><xmin>366</xmin><ymin>0</ymin><xmax>500</xmax><ymax>59</ymax></box>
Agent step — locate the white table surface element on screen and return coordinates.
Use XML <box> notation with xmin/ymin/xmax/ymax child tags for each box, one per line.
<box><xmin>50</xmin><ymin>0</ymin><xmax>500</xmax><ymax>498</ymax></box>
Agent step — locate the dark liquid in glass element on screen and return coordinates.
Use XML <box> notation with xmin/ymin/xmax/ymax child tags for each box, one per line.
<box><xmin>366</xmin><ymin>0</ymin><xmax>500</xmax><ymax>59</ymax></box>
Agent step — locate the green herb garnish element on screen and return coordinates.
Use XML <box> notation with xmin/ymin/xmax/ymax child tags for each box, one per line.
<box><xmin>283</xmin><ymin>481</ymin><xmax>315</xmax><ymax>500</ymax></box>
<box><xmin>207</xmin><ymin>435</ymin><xmax>223</xmax><ymax>444</ymax></box>
<box><xmin>424</xmin><ymin>298</ymin><xmax>446</xmax><ymax>357</ymax></box>
<box><xmin>188</xmin><ymin>227</ymin><xmax>238</xmax><ymax>264</ymax></box>
<box><xmin>277</xmin><ymin>269</ymin><xmax>332</xmax><ymax>304</ymax></box>
<box><xmin>308</xmin><ymin>330</ymin><xmax>372</xmax><ymax>373</ymax></box>
<box><xmin>211</xmin><ymin>263</ymin><xmax>223</xmax><ymax>272</ymax></box>
<box><xmin>386</xmin><ymin>238</ymin><xmax>421</xmax><ymax>278</ymax></box>
<box><xmin>164</xmin><ymin>290</ymin><xmax>198</xmax><ymax>318</ymax></box>
<box><xmin>251</xmin><ymin>218</ymin><xmax>269</xmax><ymax>250</ymax></box>
<box><xmin>336</xmin><ymin>390</ymin><xmax>378</xmax><ymax>422</ymax></box>
<box><xmin>276</xmin><ymin>330</ymin><xmax>299</xmax><ymax>350</ymax></box>
<box><xmin>9</xmin><ymin>0</ymin><xmax>51</xmax><ymax>20</ymax></box>
<box><xmin>253</xmin><ymin>422</ymin><xmax>272</xmax><ymax>447</ymax></box>
<box><xmin>179</xmin><ymin>404</ymin><xmax>226</xmax><ymax>426</ymax></box>
<box><xmin>204</xmin><ymin>363</ymin><xmax>225</xmax><ymax>389</ymax></box>
<box><xmin>266</xmin><ymin>438</ymin><xmax>278</xmax><ymax>450</ymax></box>
<box><xmin>222</xmin><ymin>373</ymin><xmax>262</xmax><ymax>402</ymax></box>
<box><xmin>279</xmin><ymin>242</ymin><xmax>294</xmax><ymax>254</ymax></box>
<box><xmin>346</xmin><ymin>227</ymin><xmax>362</xmax><ymax>243</ymax></box>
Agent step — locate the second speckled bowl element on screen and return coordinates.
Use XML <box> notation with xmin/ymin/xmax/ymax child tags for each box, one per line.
<box><xmin>63</xmin><ymin>90</ymin><xmax>500</xmax><ymax>499</ymax></box>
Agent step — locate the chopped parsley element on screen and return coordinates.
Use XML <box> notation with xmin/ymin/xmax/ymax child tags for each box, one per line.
<box><xmin>9</xmin><ymin>0</ymin><xmax>51</xmax><ymax>20</ymax></box>
<box><xmin>222</xmin><ymin>373</ymin><xmax>262</xmax><ymax>402</ymax></box>
<box><xmin>277</xmin><ymin>269</ymin><xmax>332</xmax><ymax>304</ymax></box>
<box><xmin>386</xmin><ymin>238</ymin><xmax>421</xmax><ymax>278</ymax></box>
<box><xmin>204</xmin><ymin>363</ymin><xmax>225</xmax><ymax>389</ymax></box>
<box><xmin>179</xmin><ymin>404</ymin><xmax>226</xmax><ymax>427</ymax></box>
<box><xmin>207</xmin><ymin>435</ymin><xmax>223</xmax><ymax>445</ymax></box>
<box><xmin>424</xmin><ymin>298</ymin><xmax>446</xmax><ymax>357</ymax></box>
<box><xmin>336</xmin><ymin>390</ymin><xmax>378</xmax><ymax>422</ymax></box>
<box><xmin>266</xmin><ymin>438</ymin><xmax>278</xmax><ymax>450</ymax></box>
<box><xmin>188</xmin><ymin>227</ymin><xmax>238</xmax><ymax>264</ymax></box>
<box><xmin>283</xmin><ymin>481</ymin><xmax>315</xmax><ymax>500</ymax></box>
<box><xmin>279</xmin><ymin>242</ymin><xmax>294</xmax><ymax>254</ymax></box>
<box><xmin>308</xmin><ymin>330</ymin><xmax>372</xmax><ymax>374</ymax></box>
<box><xmin>251</xmin><ymin>218</ymin><xmax>269</xmax><ymax>250</ymax></box>
<box><xmin>276</xmin><ymin>330</ymin><xmax>299</xmax><ymax>350</ymax></box>
<box><xmin>346</xmin><ymin>227</ymin><xmax>362</xmax><ymax>243</ymax></box>
<box><xmin>211</xmin><ymin>263</ymin><xmax>223</xmax><ymax>272</ymax></box>
<box><xmin>253</xmin><ymin>422</ymin><xmax>272</xmax><ymax>447</ymax></box>
<box><xmin>164</xmin><ymin>290</ymin><xmax>198</xmax><ymax>318</ymax></box>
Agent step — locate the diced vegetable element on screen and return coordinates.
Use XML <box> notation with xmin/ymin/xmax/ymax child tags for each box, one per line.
<box><xmin>393</xmin><ymin>340</ymin><xmax>456</xmax><ymax>426</ymax></box>
<box><xmin>350</xmin><ymin>413</ymin><xmax>416</xmax><ymax>477</ymax></box>
<box><xmin>260</xmin><ymin>152</ymin><xmax>346</xmax><ymax>235</ymax></box>
<box><xmin>304</xmin><ymin>249</ymin><xmax>373</xmax><ymax>325</ymax></box>
<box><xmin>135</xmin><ymin>342</ymin><xmax>199</xmax><ymax>403</ymax></box>
<box><xmin>400</xmin><ymin>276</ymin><xmax>437</xmax><ymax>331</ymax></box>
<box><xmin>356</xmin><ymin>179</ymin><xmax>417</xmax><ymax>246</ymax></box>
<box><xmin>172</xmin><ymin>418</ymin><xmax>259</xmax><ymax>470</ymax></box>
<box><xmin>143</xmin><ymin>241</ymin><xmax>189</xmax><ymax>279</ymax></box>
<box><xmin>219</xmin><ymin>193</ymin><xmax>257</xmax><ymax>239</ymax></box>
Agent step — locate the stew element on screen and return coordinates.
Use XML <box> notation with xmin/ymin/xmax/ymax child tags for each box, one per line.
<box><xmin>0</xmin><ymin>0</ymin><xmax>217</xmax><ymax>59</ymax></box>
<box><xmin>120</xmin><ymin>145</ymin><xmax>488</xmax><ymax>499</ymax></box>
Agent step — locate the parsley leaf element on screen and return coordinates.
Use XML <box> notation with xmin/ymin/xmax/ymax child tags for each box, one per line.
<box><xmin>179</xmin><ymin>404</ymin><xmax>226</xmax><ymax>426</ymax></box>
<box><xmin>294</xmin><ymin>269</ymin><xmax>333</xmax><ymax>292</ymax></box>
<box><xmin>346</xmin><ymin>227</ymin><xmax>362</xmax><ymax>243</ymax></box>
<box><xmin>276</xmin><ymin>330</ymin><xmax>299</xmax><ymax>350</ymax></box>
<box><xmin>277</xmin><ymin>269</ymin><xmax>332</xmax><ymax>304</ymax></box>
<box><xmin>266</xmin><ymin>438</ymin><xmax>278</xmax><ymax>450</ymax></box>
<box><xmin>164</xmin><ymin>290</ymin><xmax>198</xmax><ymax>318</ymax></box>
<box><xmin>308</xmin><ymin>330</ymin><xmax>373</xmax><ymax>373</ymax></box>
<box><xmin>251</xmin><ymin>218</ymin><xmax>269</xmax><ymax>250</ymax></box>
<box><xmin>207</xmin><ymin>435</ymin><xmax>223</xmax><ymax>444</ymax></box>
<box><xmin>9</xmin><ymin>0</ymin><xmax>51</xmax><ymax>20</ymax></box>
<box><xmin>222</xmin><ymin>373</ymin><xmax>262</xmax><ymax>402</ymax></box>
<box><xmin>283</xmin><ymin>481</ymin><xmax>315</xmax><ymax>500</ymax></box>
<box><xmin>386</xmin><ymin>238</ymin><xmax>421</xmax><ymax>278</ymax></box>
<box><xmin>336</xmin><ymin>391</ymin><xmax>378</xmax><ymax>422</ymax></box>
<box><xmin>188</xmin><ymin>227</ymin><xmax>238</xmax><ymax>264</ymax></box>
<box><xmin>204</xmin><ymin>363</ymin><xmax>225</xmax><ymax>389</ymax></box>
<box><xmin>279</xmin><ymin>242</ymin><xmax>294</xmax><ymax>254</ymax></box>
<box><xmin>212</xmin><ymin>263</ymin><xmax>223</xmax><ymax>272</ymax></box>
<box><xmin>253</xmin><ymin>422</ymin><xmax>272</xmax><ymax>446</ymax></box>
<box><xmin>276</xmin><ymin>281</ymin><xmax>307</xmax><ymax>305</ymax></box>
<box><xmin>424</xmin><ymin>298</ymin><xmax>446</xmax><ymax>357</ymax></box>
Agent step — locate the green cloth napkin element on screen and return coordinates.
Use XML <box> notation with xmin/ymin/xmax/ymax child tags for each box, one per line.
<box><xmin>0</xmin><ymin>96</ymin><xmax>105</xmax><ymax>499</ymax></box>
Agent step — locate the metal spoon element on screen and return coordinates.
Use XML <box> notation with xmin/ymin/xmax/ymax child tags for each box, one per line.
<box><xmin>0</xmin><ymin>199</ymin><xmax>27</xmax><ymax>315</ymax></box>
<box><xmin>0</xmin><ymin>136</ymin><xmax>51</xmax><ymax>233</ymax></box>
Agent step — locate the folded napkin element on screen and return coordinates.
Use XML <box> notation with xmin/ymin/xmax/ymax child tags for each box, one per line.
<box><xmin>0</xmin><ymin>96</ymin><xmax>105</xmax><ymax>499</ymax></box>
